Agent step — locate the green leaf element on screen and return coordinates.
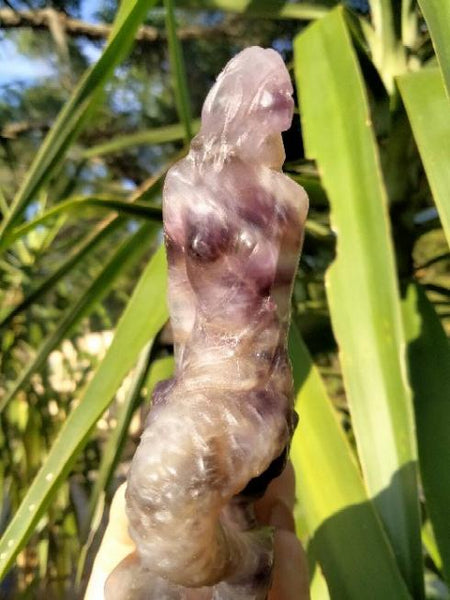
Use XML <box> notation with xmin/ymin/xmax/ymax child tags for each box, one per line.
<box><xmin>0</xmin><ymin>223</ymin><xmax>158</xmax><ymax>413</ymax></box>
<box><xmin>0</xmin><ymin>245</ymin><xmax>168</xmax><ymax>578</ymax></box>
<box><xmin>81</xmin><ymin>120</ymin><xmax>200</xmax><ymax>159</ymax></box>
<box><xmin>82</xmin><ymin>354</ymin><xmax>173</xmax><ymax>542</ymax></box>
<box><xmin>366</xmin><ymin>0</ymin><xmax>406</xmax><ymax>92</ymax></box>
<box><xmin>294</xmin><ymin>8</ymin><xmax>423</xmax><ymax>596</ymax></box>
<box><xmin>175</xmin><ymin>0</ymin><xmax>332</xmax><ymax>19</ymax></box>
<box><xmin>76</xmin><ymin>353</ymin><xmax>174</xmax><ymax>585</ymax></box>
<box><xmin>82</xmin><ymin>344</ymin><xmax>156</xmax><ymax>540</ymax></box>
<box><xmin>289</xmin><ymin>325</ymin><xmax>411</xmax><ymax>599</ymax></box>
<box><xmin>402</xmin><ymin>283</ymin><xmax>450</xmax><ymax>582</ymax></box>
<box><xmin>401</xmin><ymin>0</ymin><xmax>418</xmax><ymax>49</ymax></box>
<box><xmin>76</xmin><ymin>342</ymin><xmax>155</xmax><ymax>586</ymax></box>
<box><xmin>397</xmin><ymin>68</ymin><xmax>450</xmax><ymax>249</ymax></box>
<box><xmin>0</xmin><ymin>219</ymin><xmax>122</xmax><ymax>329</ymax></box>
<box><xmin>1</xmin><ymin>197</ymin><xmax>162</xmax><ymax>252</ymax></box>
<box><xmin>164</xmin><ymin>0</ymin><xmax>193</xmax><ymax>142</ymax></box>
<box><xmin>0</xmin><ymin>169</ymin><xmax>165</xmax><ymax>329</ymax></box>
<box><xmin>310</xmin><ymin>565</ymin><xmax>330</xmax><ymax>600</ymax></box>
<box><xmin>0</xmin><ymin>187</ymin><xmax>10</xmax><ymax>216</ymax></box>
<box><xmin>422</xmin><ymin>520</ymin><xmax>442</xmax><ymax>573</ymax></box>
<box><xmin>0</xmin><ymin>0</ymin><xmax>158</xmax><ymax>238</ymax></box>
<box><xmin>417</xmin><ymin>0</ymin><xmax>450</xmax><ymax>96</ymax></box>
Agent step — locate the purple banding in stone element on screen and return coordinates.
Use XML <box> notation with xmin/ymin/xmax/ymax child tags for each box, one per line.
<box><xmin>105</xmin><ymin>46</ymin><xmax>308</xmax><ymax>600</ymax></box>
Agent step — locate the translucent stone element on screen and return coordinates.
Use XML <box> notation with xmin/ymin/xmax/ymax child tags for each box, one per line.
<box><xmin>106</xmin><ymin>46</ymin><xmax>308</xmax><ymax>600</ymax></box>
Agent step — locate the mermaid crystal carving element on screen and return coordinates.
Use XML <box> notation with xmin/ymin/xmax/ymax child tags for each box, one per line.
<box><xmin>94</xmin><ymin>46</ymin><xmax>308</xmax><ymax>599</ymax></box>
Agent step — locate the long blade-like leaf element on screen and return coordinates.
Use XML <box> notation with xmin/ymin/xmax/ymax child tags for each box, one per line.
<box><xmin>82</xmin><ymin>353</ymin><xmax>174</xmax><ymax>543</ymax></box>
<box><xmin>76</xmin><ymin>342</ymin><xmax>155</xmax><ymax>586</ymax></box>
<box><xmin>294</xmin><ymin>9</ymin><xmax>423</xmax><ymax>596</ymax></box>
<box><xmin>402</xmin><ymin>283</ymin><xmax>450</xmax><ymax>582</ymax></box>
<box><xmin>0</xmin><ymin>218</ymin><xmax>121</xmax><ymax>329</ymax></box>
<box><xmin>417</xmin><ymin>0</ymin><xmax>450</xmax><ymax>96</ymax></box>
<box><xmin>289</xmin><ymin>325</ymin><xmax>411</xmax><ymax>599</ymax></box>
<box><xmin>1</xmin><ymin>197</ymin><xmax>161</xmax><ymax>252</ymax></box>
<box><xmin>164</xmin><ymin>0</ymin><xmax>193</xmax><ymax>142</ymax></box>
<box><xmin>0</xmin><ymin>167</ymin><xmax>166</xmax><ymax>329</ymax></box>
<box><xmin>0</xmin><ymin>0</ymin><xmax>158</xmax><ymax>238</ymax></box>
<box><xmin>0</xmin><ymin>223</ymin><xmax>157</xmax><ymax>413</ymax></box>
<box><xmin>367</xmin><ymin>0</ymin><xmax>406</xmax><ymax>92</ymax></box>
<box><xmin>81</xmin><ymin>343</ymin><xmax>153</xmax><ymax>538</ymax></box>
<box><xmin>0</xmin><ymin>245</ymin><xmax>168</xmax><ymax>578</ymax></box>
<box><xmin>398</xmin><ymin>68</ymin><xmax>450</xmax><ymax>248</ymax></box>
<box><xmin>77</xmin><ymin>353</ymin><xmax>175</xmax><ymax>585</ymax></box>
<box><xmin>81</xmin><ymin>121</ymin><xmax>200</xmax><ymax>159</ymax></box>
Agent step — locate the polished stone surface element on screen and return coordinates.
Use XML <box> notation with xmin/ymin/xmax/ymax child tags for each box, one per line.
<box><xmin>106</xmin><ymin>46</ymin><xmax>308</xmax><ymax>600</ymax></box>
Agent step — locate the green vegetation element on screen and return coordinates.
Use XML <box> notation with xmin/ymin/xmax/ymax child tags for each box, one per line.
<box><xmin>0</xmin><ymin>1</ymin><xmax>448</xmax><ymax>598</ymax></box>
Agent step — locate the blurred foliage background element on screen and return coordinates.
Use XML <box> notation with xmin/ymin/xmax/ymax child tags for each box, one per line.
<box><xmin>0</xmin><ymin>0</ymin><xmax>449</xmax><ymax>598</ymax></box>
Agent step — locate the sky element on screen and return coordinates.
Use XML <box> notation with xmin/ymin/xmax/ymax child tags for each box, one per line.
<box><xmin>0</xmin><ymin>0</ymin><xmax>103</xmax><ymax>86</ymax></box>
<box><xmin>0</xmin><ymin>38</ymin><xmax>56</xmax><ymax>84</ymax></box>
<box><xmin>0</xmin><ymin>0</ymin><xmax>370</xmax><ymax>87</ymax></box>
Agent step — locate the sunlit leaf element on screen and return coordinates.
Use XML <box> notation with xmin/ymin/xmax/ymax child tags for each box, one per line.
<box><xmin>81</xmin><ymin>121</ymin><xmax>200</xmax><ymax>159</ymax></box>
<box><xmin>1</xmin><ymin>198</ymin><xmax>161</xmax><ymax>253</ymax></box>
<box><xmin>0</xmin><ymin>245</ymin><xmax>168</xmax><ymax>578</ymax></box>
<box><xmin>290</xmin><ymin>325</ymin><xmax>411</xmax><ymax>599</ymax></box>
<box><xmin>0</xmin><ymin>223</ymin><xmax>158</xmax><ymax>413</ymax></box>
<box><xmin>164</xmin><ymin>0</ymin><xmax>194</xmax><ymax>142</ymax></box>
<box><xmin>76</xmin><ymin>342</ymin><xmax>155</xmax><ymax>585</ymax></box>
<box><xmin>398</xmin><ymin>68</ymin><xmax>450</xmax><ymax>248</ymax></box>
<box><xmin>294</xmin><ymin>8</ymin><xmax>423</xmax><ymax>596</ymax></box>
<box><xmin>417</xmin><ymin>0</ymin><xmax>450</xmax><ymax>96</ymax></box>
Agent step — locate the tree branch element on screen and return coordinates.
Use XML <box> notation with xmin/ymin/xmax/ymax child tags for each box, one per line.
<box><xmin>0</xmin><ymin>121</ymin><xmax>50</xmax><ymax>140</ymax></box>
<box><xmin>0</xmin><ymin>8</ymin><xmax>233</xmax><ymax>44</ymax></box>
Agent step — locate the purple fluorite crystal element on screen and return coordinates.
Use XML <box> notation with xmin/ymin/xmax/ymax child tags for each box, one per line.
<box><xmin>106</xmin><ymin>46</ymin><xmax>308</xmax><ymax>600</ymax></box>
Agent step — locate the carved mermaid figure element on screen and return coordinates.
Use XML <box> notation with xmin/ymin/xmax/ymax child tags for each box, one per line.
<box><xmin>99</xmin><ymin>46</ymin><xmax>308</xmax><ymax>599</ymax></box>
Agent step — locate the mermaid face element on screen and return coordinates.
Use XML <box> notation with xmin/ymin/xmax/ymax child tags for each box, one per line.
<box><xmin>201</xmin><ymin>47</ymin><xmax>294</xmax><ymax>143</ymax></box>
